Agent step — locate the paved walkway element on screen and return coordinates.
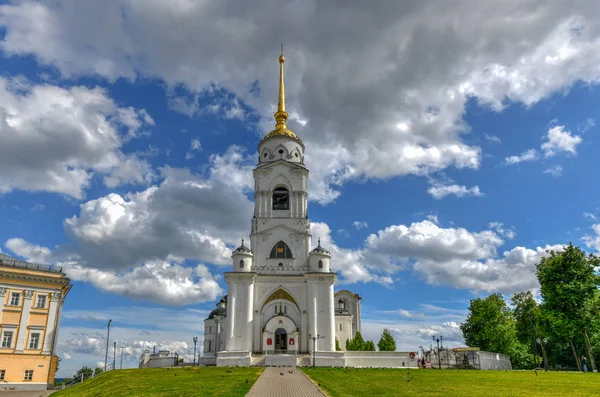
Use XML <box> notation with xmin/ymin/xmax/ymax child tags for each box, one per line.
<box><xmin>0</xmin><ymin>391</ymin><xmax>54</xmax><ymax>397</ymax></box>
<box><xmin>246</xmin><ymin>367</ymin><xmax>326</xmax><ymax>397</ymax></box>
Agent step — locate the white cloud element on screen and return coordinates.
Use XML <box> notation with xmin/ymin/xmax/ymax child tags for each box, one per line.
<box><xmin>337</xmin><ymin>229</ymin><xmax>350</xmax><ymax>238</ymax></box>
<box><xmin>0</xmin><ymin>78</ymin><xmax>154</xmax><ymax>198</ymax></box>
<box><xmin>185</xmin><ymin>138</ymin><xmax>203</xmax><ymax>160</ymax></box>
<box><xmin>353</xmin><ymin>221</ymin><xmax>369</xmax><ymax>230</ymax></box>
<box><xmin>311</xmin><ymin>222</ymin><xmax>394</xmax><ymax>286</ymax></box>
<box><xmin>583</xmin><ymin>212</ymin><xmax>597</xmax><ymax>221</ymax></box>
<box><xmin>191</xmin><ymin>139</ymin><xmax>202</xmax><ymax>151</ymax></box>
<box><xmin>541</xmin><ymin>125</ymin><xmax>582</xmax><ymax>157</ymax></box>
<box><xmin>5</xmin><ymin>238</ymin><xmax>51</xmax><ymax>263</ymax></box>
<box><xmin>427</xmin><ymin>183</ymin><xmax>483</xmax><ymax>199</ymax></box>
<box><xmin>488</xmin><ymin>222</ymin><xmax>516</xmax><ymax>240</ymax></box>
<box><xmin>63</xmin><ymin>261</ymin><xmax>223</xmax><ymax>305</ymax></box>
<box><xmin>484</xmin><ymin>134</ymin><xmax>501</xmax><ymax>144</ymax></box>
<box><xmin>582</xmin><ymin>223</ymin><xmax>600</xmax><ymax>251</ymax></box>
<box><xmin>543</xmin><ymin>165</ymin><xmax>563</xmax><ymax>177</ymax></box>
<box><xmin>4</xmin><ymin>3</ymin><xmax>600</xmax><ymax>201</ymax></box>
<box><xmin>364</xmin><ymin>219</ymin><xmax>561</xmax><ymax>294</ymax></box>
<box><xmin>61</xmin><ymin>146</ymin><xmax>254</xmax><ymax>272</ymax></box>
<box><xmin>504</xmin><ymin>149</ymin><xmax>539</xmax><ymax>165</ymax></box>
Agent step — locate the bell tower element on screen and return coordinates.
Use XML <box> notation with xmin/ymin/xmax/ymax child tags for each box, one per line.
<box><xmin>250</xmin><ymin>46</ymin><xmax>311</xmax><ymax>274</ymax></box>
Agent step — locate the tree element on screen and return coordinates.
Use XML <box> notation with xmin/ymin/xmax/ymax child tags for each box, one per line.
<box><xmin>335</xmin><ymin>338</ymin><xmax>342</xmax><ymax>351</ymax></box>
<box><xmin>364</xmin><ymin>340</ymin><xmax>376</xmax><ymax>351</ymax></box>
<box><xmin>54</xmin><ymin>357</ymin><xmax>62</xmax><ymax>375</ymax></box>
<box><xmin>377</xmin><ymin>329</ymin><xmax>397</xmax><ymax>351</ymax></box>
<box><xmin>346</xmin><ymin>331</ymin><xmax>366</xmax><ymax>351</ymax></box>
<box><xmin>461</xmin><ymin>293</ymin><xmax>530</xmax><ymax>369</ymax></box>
<box><xmin>511</xmin><ymin>291</ymin><xmax>541</xmax><ymax>367</ymax></box>
<box><xmin>536</xmin><ymin>244</ymin><xmax>600</xmax><ymax>371</ymax></box>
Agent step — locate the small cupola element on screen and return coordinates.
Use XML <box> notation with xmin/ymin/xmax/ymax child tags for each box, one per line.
<box><xmin>231</xmin><ymin>238</ymin><xmax>253</xmax><ymax>272</ymax></box>
<box><xmin>308</xmin><ymin>238</ymin><xmax>331</xmax><ymax>272</ymax></box>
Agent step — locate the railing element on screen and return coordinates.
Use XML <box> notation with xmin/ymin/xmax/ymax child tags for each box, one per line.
<box><xmin>265</xmin><ymin>350</ymin><xmax>298</xmax><ymax>355</ymax></box>
<box><xmin>0</xmin><ymin>257</ymin><xmax>63</xmax><ymax>273</ymax></box>
<box><xmin>58</xmin><ymin>365</ymin><xmax>112</xmax><ymax>391</ymax></box>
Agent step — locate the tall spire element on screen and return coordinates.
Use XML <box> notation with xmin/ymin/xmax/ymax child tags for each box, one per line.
<box><xmin>274</xmin><ymin>43</ymin><xmax>288</xmax><ymax>129</ymax></box>
<box><xmin>260</xmin><ymin>45</ymin><xmax>302</xmax><ymax>144</ymax></box>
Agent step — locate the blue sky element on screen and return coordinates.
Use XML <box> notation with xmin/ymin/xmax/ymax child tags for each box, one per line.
<box><xmin>1</xmin><ymin>1</ymin><xmax>600</xmax><ymax>376</ymax></box>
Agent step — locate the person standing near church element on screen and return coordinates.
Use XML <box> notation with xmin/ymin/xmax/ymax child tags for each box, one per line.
<box><xmin>581</xmin><ymin>355</ymin><xmax>588</xmax><ymax>372</ymax></box>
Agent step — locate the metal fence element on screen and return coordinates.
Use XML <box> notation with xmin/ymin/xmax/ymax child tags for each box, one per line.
<box><xmin>425</xmin><ymin>350</ymin><xmax>482</xmax><ymax>370</ymax></box>
<box><xmin>0</xmin><ymin>255</ymin><xmax>63</xmax><ymax>273</ymax></box>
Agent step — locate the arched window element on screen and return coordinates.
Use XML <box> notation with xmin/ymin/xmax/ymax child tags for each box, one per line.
<box><xmin>208</xmin><ymin>340</ymin><xmax>212</xmax><ymax>352</ymax></box>
<box><xmin>318</xmin><ymin>260</ymin><xmax>323</xmax><ymax>269</ymax></box>
<box><xmin>239</xmin><ymin>260</ymin><xmax>244</xmax><ymax>269</ymax></box>
<box><xmin>338</xmin><ymin>299</ymin><xmax>346</xmax><ymax>310</ymax></box>
<box><xmin>270</xmin><ymin>241</ymin><xmax>292</xmax><ymax>258</ymax></box>
<box><xmin>272</xmin><ymin>187</ymin><xmax>289</xmax><ymax>210</ymax></box>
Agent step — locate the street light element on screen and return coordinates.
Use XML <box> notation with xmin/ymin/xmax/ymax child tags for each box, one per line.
<box><xmin>113</xmin><ymin>341</ymin><xmax>116</xmax><ymax>369</ymax></box>
<box><xmin>308</xmin><ymin>333</ymin><xmax>325</xmax><ymax>367</ymax></box>
<box><xmin>433</xmin><ymin>335</ymin><xmax>442</xmax><ymax>369</ymax></box>
<box><xmin>104</xmin><ymin>319</ymin><xmax>112</xmax><ymax>370</ymax></box>
<box><xmin>120</xmin><ymin>346</ymin><xmax>125</xmax><ymax>369</ymax></box>
<box><xmin>192</xmin><ymin>337</ymin><xmax>198</xmax><ymax>367</ymax></box>
<box><xmin>536</xmin><ymin>337</ymin><xmax>549</xmax><ymax>372</ymax></box>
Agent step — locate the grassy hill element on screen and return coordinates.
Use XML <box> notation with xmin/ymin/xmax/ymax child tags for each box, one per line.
<box><xmin>303</xmin><ymin>367</ymin><xmax>600</xmax><ymax>397</ymax></box>
<box><xmin>52</xmin><ymin>367</ymin><xmax>263</xmax><ymax>397</ymax></box>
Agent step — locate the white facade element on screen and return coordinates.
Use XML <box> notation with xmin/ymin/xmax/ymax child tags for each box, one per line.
<box><xmin>203</xmin><ymin>51</ymin><xmax>361</xmax><ymax>365</ymax></box>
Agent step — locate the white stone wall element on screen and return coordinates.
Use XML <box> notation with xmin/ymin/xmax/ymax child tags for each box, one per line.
<box><xmin>343</xmin><ymin>351</ymin><xmax>418</xmax><ymax>368</ymax></box>
<box><xmin>216</xmin><ymin>351</ymin><xmax>252</xmax><ymax>367</ymax></box>
<box><xmin>334</xmin><ymin>315</ymin><xmax>353</xmax><ymax>350</ymax></box>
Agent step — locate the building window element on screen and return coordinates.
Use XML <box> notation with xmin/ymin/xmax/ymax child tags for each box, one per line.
<box><xmin>272</xmin><ymin>187</ymin><xmax>289</xmax><ymax>210</ymax></box>
<box><xmin>208</xmin><ymin>340</ymin><xmax>212</xmax><ymax>352</ymax></box>
<box><xmin>284</xmin><ymin>305</ymin><xmax>287</xmax><ymax>314</ymax></box>
<box><xmin>24</xmin><ymin>370</ymin><xmax>33</xmax><ymax>381</ymax></box>
<box><xmin>338</xmin><ymin>299</ymin><xmax>345</xmax><ymax>310</ymax></box>
<box><xmin>340</xmin><ymin>323</ymin><xmax>343</xmax><ymax>331</ymax></box>
<box><xmin>270</xmin><ymin>241</ymin><xmax>292</xmax><ymax>259</ymax></box>
<box><xmin>9</xmin><ymin>292</ymin><xmax>20</xmax><ymax>306</ymax></box>
<box><xmin>209</xmin><ymin>326</ymin><xmax>212</xmax><ymax>334</ymax></box>
<box><xmin>318</xmin><ymin>260</ymin><xmax>323</xmax><ymax>269</ymax></box>
<box><xmin>0</xmin><ymin>370</ymin><xmax>5</xmax><ymax>380</ymax></box>
<box><xmin>36</xmin><ymin>294</ymin><xmax>47</xmax><ymax>308</ymax></box>
<box><xmin>28</xmin><ymin>333</ymin><xmax>40</xmax><ymax>349</ymax></box>
<box><xmin>239</xmin><ymin>260</ymin><xmax>244</xmax><ymax>269</ymax></box>
<box><xmin>1</xmin><ymin>332</ymin><xmax>13</xmax><ymax>348</ymax></box>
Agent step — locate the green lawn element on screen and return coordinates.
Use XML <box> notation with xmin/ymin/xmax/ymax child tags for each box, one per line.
<box><xmin>52</xmin><ymin>367</ymin><xmax>263</xmax><ymax>397</ymax></box>
<box><xmin>302</xmin><ymin>368</ymin><xmax>600</xmax><ymax>397</ymax></box>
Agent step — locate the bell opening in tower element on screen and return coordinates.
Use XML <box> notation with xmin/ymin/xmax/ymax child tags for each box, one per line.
<box><xmin>272</xmin><ymin>187</ymin><xmax>289</xmax><ymax>210</ymax></box>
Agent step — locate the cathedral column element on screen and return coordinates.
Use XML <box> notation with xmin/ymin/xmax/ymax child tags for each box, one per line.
<box><xmin>227</xmin><ymin>283</ymin><xmax>237</xmax><ymax>350</ymax></box>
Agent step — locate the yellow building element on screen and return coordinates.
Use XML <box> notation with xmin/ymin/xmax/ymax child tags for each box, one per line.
<box><xmin>0</xmin><ymin>253</ymin><xmax>71</xmax><ymax>390</ymax></box>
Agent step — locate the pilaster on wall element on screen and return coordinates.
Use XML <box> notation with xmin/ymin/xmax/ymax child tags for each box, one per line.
<box><xmin>0</xmin><ymin>288</ymin><xmax>7</xmax><ymax>324</ymax></box>
<box><xmin>14</xmin><ymin>289</ymin><xmax>34</xmax><ymax>353</ymax></box>
<box><xmin>42</xmin><ymin>292</ymin><xmax>61</xmax><ymax>354</ymax></box>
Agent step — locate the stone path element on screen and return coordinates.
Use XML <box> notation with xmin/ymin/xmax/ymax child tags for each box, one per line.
<box><xmin>246</xmin><ymin>367</ymin><xmax>326</xmax><ymax>397</ymax></box>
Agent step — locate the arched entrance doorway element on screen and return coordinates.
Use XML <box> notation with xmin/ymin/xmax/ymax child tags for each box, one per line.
<box><xmin>275</xmin><ymin>328</ymin><xmax>287</xmax><ymax>351</ymax></box>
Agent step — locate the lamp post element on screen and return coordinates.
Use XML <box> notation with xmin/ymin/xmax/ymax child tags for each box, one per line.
<box><xmin>113</xmin><ymin>342</ymin><xmax>116</xmax><ymax>369</ymax></box>
<box><xmin>536</xmin><ymin>337</ymin><xmax>549</xmax><ymax>372</ymax></box>
<box><xmin>192</xmin><ymin>337</ymin><xmax>198</xmax><ymax>367</ymax></box>
<box><xmin>433</xmin><ymin>335</ymin><xmax>442</xmax><ymax>369</ymax></box>
<box><xmin>529</xmin><ymin>313</ymin><xmax>538</xmax><ymax>369</ymax></box>
<box><xmin>104</xmin><ymin>319</ymin><xmax>112</xmax><ymax>370</ymax></box>
<box><xmin>120</xmin><ymin>346</ymin><xmax>125</xmax><ymax>369</ymax></box>
<box><xmin>308</xmin><ymin>333</ymin><xmax>325</xmax><ymax>367</ymax></box>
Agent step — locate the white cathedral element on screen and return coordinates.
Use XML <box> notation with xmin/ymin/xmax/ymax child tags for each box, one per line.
<box><xmin>202</xmin><ymin>50</ymin><xmax>363</xmax><ymax>365</ymax></box>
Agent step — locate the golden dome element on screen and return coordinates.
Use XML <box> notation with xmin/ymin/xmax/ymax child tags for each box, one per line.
<box><xmin>260</xmin><ymin>44</ymin><xmax>303</xmax><ymax>145</ymax></box>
